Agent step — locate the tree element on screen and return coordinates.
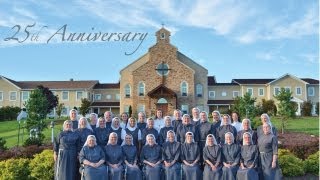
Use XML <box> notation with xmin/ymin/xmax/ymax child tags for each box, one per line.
<box><xmin>301</xmin><ymin>101</ymin><xmax>312</xmax><ymax>116</ymax></box>
<box><xmin>56</xmin><ymin>103</ymin><xmax>65</xmax><ymax>118</ymax></box>
<box><xmin>79</xmin><ymin>98</ymin><xmax>91</xmax><ymax>116</ymax></box>
<box><xmin>275</xmin><ymin>88</ymin><xmax>296</xmax><ymax>134</ymax></box>
<box><xmin>25</xmin><ymin>88</ymin><xmax>49</xmax><ymax>145</ymax></box>
<box><xmin>232</xmin><ymin>92</ymin><xmax>257</xmax><ymax>120</ymax></box>
<box><xmin>261</xmin><ymin>99</ymin><xmax>277</xmax><ymax>116</ymax></box>
<box><xmin>128</xmin><ymin>105</ymin><xmax>132</xmax><ymax>117</ymax></box>
<box><xmin>37</xmin><ymin>85</ymin><xmax>58</xmax><ymax>115</ymax></box>
<box><xmin>316</xmin><ymin>102</ymin><xmax>319</xmax><ymax>115</ymax></box>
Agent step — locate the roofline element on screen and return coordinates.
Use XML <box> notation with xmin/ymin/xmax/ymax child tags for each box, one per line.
<box><xmin>0</xmin><ymin>75</ymin><xmax>21</xmax><ymax>89</ymax></box>
<box><xmin>120</xmin><ymin>53</ymin><xmax>148</xmax><ymax>73</ymax></box>
<box><xmin>268</xmin><ymin>73</ymin><xmax>308</xmax><ymax>85</ymax></box>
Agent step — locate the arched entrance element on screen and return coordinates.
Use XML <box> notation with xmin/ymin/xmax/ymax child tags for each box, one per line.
<box><xmin>157</xmin><ymin>98</ymin><xmax>168</xmax><ymax>116</ymax></box>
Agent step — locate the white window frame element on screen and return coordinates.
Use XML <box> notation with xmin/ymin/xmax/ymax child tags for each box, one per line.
<box><xmin>116</xmin><ymin>94</ymin><xmax>120</xmax><ymax>100</ymax></box>
<box><xmin>0</xmin><ymin>91</ymin><xmax>3</xmax><ymax>101</ymax></box>
<box><xmin>138</xmin><ymin>82</ymin><xmax>145</xmax><ymax>96</ymax></box>
<box><xmin>258</xmin><ymin>88</ymin><xmax>264</xmax><ymax>96</ymax></box>
<box><xmin>106</xmin><ymin>94</ymin><xmax>112</xmax><ymax>100</ymax></box>
<box><xmin>308</xmin><ymin>87</ymin><xmax>315</xmax><ymax>96</ymax></box>
<box><xmin>196</xmin><ymin>84</ymin><xmax>203</xmax><ymax>97</ymax></box>
<box><xmin>274</xmin><ymin>87</ymin><xmax>280</xmax><ymax>96</ymax></box>
<box><xmin>125</xmin><ymin>84</ymin><xmax>131</xmax><ymax>98</ymax></box>
<box><xmin>21</xmin><ymin>91</ymin><xmax>30</xmax><ymax>101</ymax></box>
<box><xmin>296</xmin><ymin>87</ymin><xmax>302</xmax><ymax>96</ymax></box>
<box><xmin>181</xmin><ymin>105</ymin><xmax>189</xmax><ymax>114</ymax></box>
<box><xmin>95</xmin><ymin>94</ymin><xmax>101</xmax><ymax>100</ymax></box>
<box><xmin>9</xmin><ymin>91</ymin><xmax>17</xmax><ymax>101</ymax></box>
<box><xmin>247</xmin><ymin>88</ymin><xmax>253</xmax><ymax>96</ymax></box>
<box><xmin>181</xmin><ymin>81</ymin><xmax>188</xmax><ymax>96</ymax></box>
<box><xmin>76</xmin><ymin>91</ymin><xmax>84</xmax><ymax>101</ymax></box>
<box><xmin>221</xmin><ymin>91</ymin><xmax>227</xmax><ymax>97</ymax></box>
<box><xmin>61</xmin><ymin>91</ymin><xmax>69</xmax><ymax>101</ymax></box>
<box><xmin>285</xmin><ymin>86</ymin><xmax>291</xmax><ymax>93</ymax></box>
<box><xmin>233</xmin><ymin>91</ymin><xmax>239</xmax><ymax>98</ymax></box>
<box><xmin>209</xmin><ymin>91</ymin><xmax>215</xmax><ymax>98</ymax></box>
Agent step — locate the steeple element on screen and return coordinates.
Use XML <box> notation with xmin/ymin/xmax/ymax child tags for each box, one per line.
<box><xmin>155</xmin><ymin>26</ymin><xmax>171</xmax><ymax>44</ymax></box>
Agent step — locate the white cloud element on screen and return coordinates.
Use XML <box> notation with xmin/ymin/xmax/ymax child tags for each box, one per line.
<box><xmin>299</xmin><ymin>53</ymin><xmax>319</xmax><ymax>64</ymax></box>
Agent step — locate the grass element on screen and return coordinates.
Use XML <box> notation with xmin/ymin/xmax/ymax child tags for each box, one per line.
<box><xmin>0</xmin><ymin>119</ymin><xmax>66</xmax><ymax>148</ymax></box>
<box><xmin>271</xmin><ymin>116</ymin><xmax>319</xmax><ymax>136</ymax></box>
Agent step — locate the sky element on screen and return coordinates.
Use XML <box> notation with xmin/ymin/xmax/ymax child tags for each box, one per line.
<box><xmin>0</xmin><ymin>0</ymin><xmax>319</xmax><ymax>83</ymax></box>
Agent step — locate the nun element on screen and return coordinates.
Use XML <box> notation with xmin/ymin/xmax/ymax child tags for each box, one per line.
<box><xmin>236</xmin><ymin>119</ymin><xmax>258</xmax><ymax>145</ymax></box>
<box><xmin>121</xmin><ymin>134</ymin><xmax>142</xmax><ymax>180</ymax></box>
<box><xmin>176</xmin><ymin>114</ymin><xmax>199</xmax><ymax>143</ymax></box>
<box><xmin>53</xmin><ymin>120</ymin><xmax>80</xmax><ymax>180</ymax></box>
<box><xmin>222</xmin><ymin>132</ymin><xmax>240</xmax><ymax>180</ymax></box>
<box><xmin>94</xmin><ymin>117</ymin><xmax>111</xmax><ymax>148</ymax></box>
<box><xmin>172</xmin><ymin>109</ymin><xmax>183</xmax><ymax>133</ymax></box>
<box><xmin>137</xmin><ymin>112</ymin><xmax>147</xmax><ymax>131</ymax></box>
<box><xmin>120</xmin><ymin>112</ymin><xmax>129</xmax><ymax>129</ymax></box>
<box><xmin>216</xmin><ymin>114</ymin><xmax>237</xmax><ymax>145</ymax></box>
<box><xmin>141</xmin><ymin>118</ymin><xmax>159</xmax><ymax>145</ymax></box>
<box><xmin>236</xmin><ymin>132</ymin><xmax>259</xmax><ymax>180</ymax></box>
<box><xmin>122</xmin><ymin>117</ymin><xmax>142</xmax><ymax>148</ymax></box>
<box><xmin>198</xmin><ymin>111</ymin><xmax>214</xmax><ymax>163</ymax></box>
<box><xmin>162</xmin><ymin>130</ymin><xmax>181</xmax><ymax>180</ymax></box>
<box><xmin>110</xmin><ymin>117</ymin><xmax>124</xmax><ymax>145</ymax></box>
<box><xmin>89</xmin><ymin>113</ymin><xmax>98</xmax><ymax>130</ymax></box>
<box><xmin>203</xmin><ymin>134</ymin><xmax>222</xmax><ymax>180</ymax></box>
<box><xmin>257</xmin><ymin>123</ymin><xmax>282</xmax><ymax>180</ymax></box>
<box><xmin>79</xmin><ymin>135</ymin><xmax>108</xmax><ymax>180</ymax></box>
<box><xmin>75</xmin><ymin>117</ymin><xmax>93</xmax><ymax>147</ymax></box>
<box><xmin>105</xmin><ymin>132</ymin><xmax>123</xmax><ymax>180</ymax></box>
<box><xmin>181</xmin><ymin>132</ymin><xmax>202</xmax><ymax>180</ymax></box>
<box><xmin>140</xmin><ymin>134</ymin><xmax>162</xmax><ymax>180</ymax></box>
<box><xmin>257</xmin><ymin>113</ymin><xmax>278</xmax><ymax>138</ymax></box>
<box><xmin>211</xmin><ymin>110</ymin><xmax>222</xmax><ymax>136</ymax></box>
<box><xmin>159</xmin><ymin>116</ymin><xmax>174</xmax><ymax>145</ymax></box>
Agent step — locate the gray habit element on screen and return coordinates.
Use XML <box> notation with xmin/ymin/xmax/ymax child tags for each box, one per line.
<box><xmin>79</xmin><ymin>145</ymin><xmax>108</xmax><ymax>180</ymax></box>
<box><xmin>222</xmin><ymin>143</ymin><xmax>240</xmax><ymax>180</ymax></box>
<box><xmin>162</xmin><ymin>141</ymin><xmax>181</xmax><ymax>180</ymax></box>
<box><xmin>236</xmin><ymin>144</ymin><xmax>259</xmax><ymax>180</ymax></box>
<box><xmin>122</xmin><ymin>145</ymin><xmax>142</xmax><ymax>180</ymax></box>
<box><xmin>181</xmin><ymin>142</ymin><xmax>202</xmax><ymax>180</ymax></box>
<box><xmin>105</xmin><ymin>144</ymin><xmax>123</xmax><ymax>180</ymax></box>
<box><xmin>140</xmin><ymin>144</ymin><xmax>162</xmax><ymax>180</ymax></box>
<box><xmin>258</xmin><ymin>134</ymin><xmax>282</xmax><ymax>180</ymax></box>
<box><xmin>203</xmin><ymin>145</ymin><xmax>222</xmax><ymax>180</ymax></box>
<box><xmin>216</xmin><ymin>125</ymin><xmax>237</xmax><ymax>145</ymax></box>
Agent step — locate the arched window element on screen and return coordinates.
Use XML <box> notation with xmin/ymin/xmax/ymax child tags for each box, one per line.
<box><xmin>138</xmin><ymin>82</ymin><xmax>145</xmax><ymax>96</ymax></box>
<box><xmin>196</xmin><ymin>84</ymin><xmax>203</xmax><ymax>97</ymax></box>
<box><xmin>125</xmin><ymin>84</ymin><xmax>131</xmax><ymax>98</ymax></box>
<box><xmin>181</xmin><ymin>81</ymin><xmax>188</xmax><ymax>96</ymax></box>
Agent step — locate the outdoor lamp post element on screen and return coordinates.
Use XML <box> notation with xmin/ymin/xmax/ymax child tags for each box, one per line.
<box><xmin>50</xmin><ymin>121</ymin><xmax>55</xmax><ymax>143</ymax></box>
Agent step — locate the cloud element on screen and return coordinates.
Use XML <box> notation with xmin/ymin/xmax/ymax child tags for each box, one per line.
<box><xmin>299</xmin><ymin>53</ymin><xmax>318</xmax><ymax>64</ymax></box>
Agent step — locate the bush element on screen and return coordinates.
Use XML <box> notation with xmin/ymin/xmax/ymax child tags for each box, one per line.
<box><xmin>0</xmin><ymin>144</ymin><xmax>52</xmax><ymax>161</ymax></box>
<box><xmin>301</xmin><ymin>101</ymin><xmax>312</xmax><ymax>116</ymax></box>
<box><xmin>0</xmin><ymin>158</ymin><xmax>30</xmax><ymax>180</ymax></box>
<box><xmin>0</xmin><ymin>137</ymin><xmax>7</xmax><ymax>151</ymax></box>
<box><xmin>261</xmin><ymin>99</ymin><xmax>277</xmax><ymax>116</ymax></box>
<box><xmin>251</xmin><ymin>118</ymin><xmax>262</xmax><ymax>130</ymax></box>
<box><xmin>316</xmin><ymin>102</ymin><xmax>319</xmax><ymax>115</ymax></box>
<box><xmin>304</xmin><ymin>151</ymin><xmax>319</xmax><ymax>176</ymax></box>
<box><xmin>0</xmin><ymin>106</ymin><xmax>21</xmax><ymax>121</ymax></box>
<box><xmin>278</xmin><ymin>152</ymin><xmax>305</xmax><ymax>177</ymax></box>
<box><xmin>29</xmin><ymin>149</ymin><xmax>54</xmax><ymax>180</ymax></box>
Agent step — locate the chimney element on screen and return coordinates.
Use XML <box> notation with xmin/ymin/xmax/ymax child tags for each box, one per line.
<box><xmin>70</xmin><ymin>78</ymin><xmax>74</xmax><ymax>81</ymax></box>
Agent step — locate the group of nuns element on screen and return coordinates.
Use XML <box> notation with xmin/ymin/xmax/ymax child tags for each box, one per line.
<box><xmin>54</xmin><ymin>108</ymin><xmax>282</xmax><ymax>180</ymax></box>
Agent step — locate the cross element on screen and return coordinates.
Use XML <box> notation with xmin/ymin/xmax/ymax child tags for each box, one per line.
<box><xmin>161</xmin><ymin>23</ymin><xmax>165</xmax><ymax>28</ymax></box>
<box><xmin>155</xmin><ymin>61</ymin><xmax>171</xmax><ymax>84</ymax></box>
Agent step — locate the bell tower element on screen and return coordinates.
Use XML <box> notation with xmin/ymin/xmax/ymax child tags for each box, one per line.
<box><xmin>155</xmin><ymin>27</ymin><xmax>171</xmax><ymax>44</ymax></box>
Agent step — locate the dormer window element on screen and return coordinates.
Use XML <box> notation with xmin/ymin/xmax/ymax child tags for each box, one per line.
<box><xmin>160</xmin><ymin>32</ymin><xmax>166</xmax><ymax>39</ymax></box>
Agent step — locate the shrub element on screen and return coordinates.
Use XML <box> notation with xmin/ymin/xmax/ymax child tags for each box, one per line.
<box><xmin>0</xmin><ymin>158</ymin><xmax>30</xmax><ymax>180</ymax></box>
<box><xmin>301</xmin><ymin>101</ymin><xmax>312</xmax><ymax>116</ymax></box>
<box><xmin>304</xmin><ymin>151</ymin><xmax>319</xmax><ymax>176</ymax></box>
<box><xmin>316</xmin><ymin>102</ymin><xmax>319</xmax><ymax>115</ymax></box>
<box><xmin>0</xmin><ymin>106</ymin><xmax>21</xmax><ymax>121</ymax></box>
<box><xmin>29</xmin><ymin>149</ymin><xmax>54</xmax><ymax>180</ymax></box>
<box><xmin>251</xmin><ymin>118</ymin><xmax>262</xmax><ymax>130</ymax></box>
<box><xmin>261</xmin><ymin>99</ymin><xmax>277</xmax><ymax>116</ymax></box>
<box><xmin>0</xmin><ymin>137</ymin><xmax>7</xmax><ymax>151</ymax></box>
<box><xmin>278</xmin><ymin>152</ymin><xmax>305</xmax><ymax>177</ymax></box>
<box><xmin>0</xmin><ymin>143</ymin><xmax>52</xmax><ymax>161</ymax></box>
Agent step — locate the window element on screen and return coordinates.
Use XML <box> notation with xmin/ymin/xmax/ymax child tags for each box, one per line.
<box><xmin>209</xmin><ymin>91</ymin><xmax>215</xmax><ymax>98</ymax></box>
<box><xmin>160</xmin><ymin>32</ymin><xmax>166</xmax><ymax>39</ymax></box>
<box><xmin>296</xmin><ymin>87</ymin><xmax>302</xmax><ymax>95</ymax></box>
<box><xmin>106</xmin><ymin>95</ymin><xmax>112</xmax><ymax>100</ymax></box>
<box><xmin>9</xmin><ymin>91</ymin><xmax>17</xmax><ymax>101</ymax></box>
<box><xmin>274</xmin><ymin>87</ymin><xmax>280</xmax><ymax>96</ymax></box>
<box><xmin>196</xmin><ymin>84</ymin><xmax>203</xmax><ymax>97</ymax></box>
<box><xmin>308</xmin><ymin>87</ymin><xmax>315</xmax><ymax>96</ymax></box>
<box><xmin>247</xmin><ymin>88</ymin><xmax>253</xmax><ymax>96</ymax></box>
<box><xmin>156</xmin><ymin>63</ymin><xmax>169</xmax><ymax>76</ymax></box>
<box><xmin>137</xmin><ymin>104</ymin><xmax>145</xmax><ymax>113</ymax></box>
<box><xmin>95</xmin><ymin>94</ymin><xmax>101</xmax><ymax>100</ymax></box>
<box><xmin>116</xmin><ymin>94</ymin><xmax>120</xmax><ymax>100</ymax></box>
<box><xmin>125</xmin><ymin>84</ymin><xmax>131</xmax><ymax>98</ymax></box>
<box><xmin>181</xmin><ymin>105</ymin><xmax>189</xmax><ymax>114</ymax></box>
<box><xmin>258</xmin><ymin>88</ymin><xmax>264</xmax><ymax>96</ymax></box>
<box><xmin>76</xmin><ymin>91</ymin><xmax>83</xmax><ymax>101</ymax></box>
<box><xmin>0</xmin><ymin>91</ymin><xmax>3</xmax><ymax>101</ymax></box>
<box><xmin>22</xmin><ymin>91</ymin><xmax>30</xmax><ymax>101</ymax></box>
<box><xmin>138</xmin><ymin>82</ymin><xmax>145</xmax><ymax>96</ymax></box>
<box><xmin>233</xmin><ymin>91</ymin><xmax>239</xmax><ymax>97</ymax></box>
<box><xmin>285</xmin><ymin>87</ymin><xmax>291</xmax><ymax>93</ymax></box>
<box><xmin>221</xmin><ymin>92</ymin><xmax>227</xmax><ymax>97</ymax></box>
<box><xmin>61</xmin><ymin>106</ymin><xmax>69</xmax><ymax>116</ymax></box>
<box><xmin>181</xmin><ymin>82</ymin><xmax>188</xmax><ymax>96</ymax></box>
<box><xmin>62</xmin><ymin>91</ymin><xmax>69</xmax><ymax>101</ymax></box>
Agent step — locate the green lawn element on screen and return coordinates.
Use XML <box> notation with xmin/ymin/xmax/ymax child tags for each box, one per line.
<box><xmin>271</xmin><ymin>116</ymin><xmax>319</xmax><ymax>136</ymax></box>
<box><xmin>0</xmin><ymin>119</ymin><xmax>66</xmax><ymax>148</ymax></box>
